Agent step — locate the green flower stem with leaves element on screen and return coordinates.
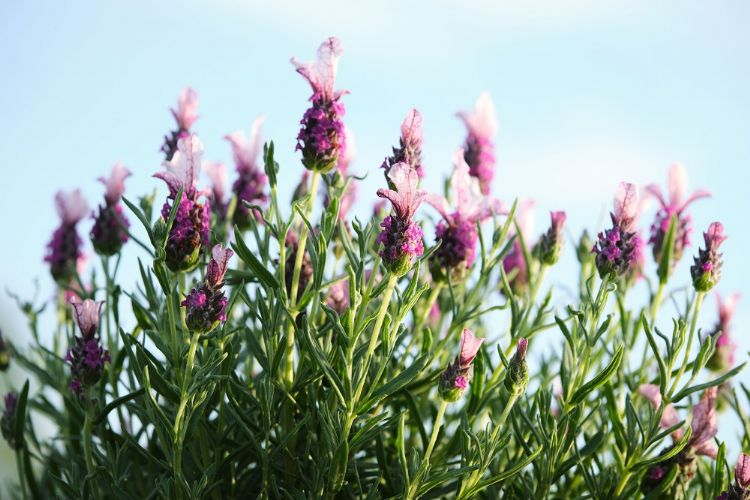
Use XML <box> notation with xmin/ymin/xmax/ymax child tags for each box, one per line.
<box><xmin>668</xmin><ymin>291</ymin><xmax>705</xmax><ymax>397</ymax></box>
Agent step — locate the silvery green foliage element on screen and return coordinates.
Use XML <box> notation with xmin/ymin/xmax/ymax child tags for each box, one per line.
<box><xmin>2</xmin><ymin>43</ymin><xmax>748</xmax><ymax>500</ymax></box>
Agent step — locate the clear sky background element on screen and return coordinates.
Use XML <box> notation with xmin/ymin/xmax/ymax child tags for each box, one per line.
<box><xmin>1</xmin><ymin>0</ymin><xmax>749</xmax><ymax>484</ymax></box>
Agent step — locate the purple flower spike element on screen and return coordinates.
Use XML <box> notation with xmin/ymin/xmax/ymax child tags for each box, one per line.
<box><xmin>592</xmin><ymin>182</ymin><xmax>641</xmax><ymax>280</ymax></box>
<box><xmin>154</xmin><ymin>134</ymin><xmax>211</xmax><ymax>272</ymax></box>
<box><xmin>691</xmin><ymin>222</ymin><xmax>726</xmax><ymax>292</ymax></box>
<box><xmin>292</xmin><ymin>37</ymin><xmax>348</xmax><ymax>173</ymax></box>
<box><xmin>737</xmin><ymin>453</ymin><xmax>750</xmax><ymax>490</ymax></box>
<box><xmin>182</xmin><ymin>244</ymin><xmax>233</xmax><ymax>333</ymax></box>
<box><xmin>1</xmin><ymin>392</ymin><xmax>21</xmax><ymax>450</ymax></box>
<box><xmin>45</xmin><ymin>190</ymin><xmax>89</xmax><ymax>282</ymax></box>
<box><xmin>427</xmin><ymin>150</ymin><xmax>505</xmax><ymax>280</ymax></box>
<box><xmin>204</xmin><ymin>161</ymin><xmax>228</xmax><ymax>220</ymax></box>
<box><xmin>225</xmin><ymin>116</ymin><xmax>268</xmax><ymax>228</ymax></box>
<box><xmin>382</xmin><ymin>108</ymin><xmax>424</xmax><ymax>179</ymax></box>
<box><xmin>502</xmin><ymin>200</ymin><xmax>535</xmax><ymax>295</ymax></box>
<box><xmin>70</xmin><ymin>298</ymin><xmax>104</xmax><ymax>340</ymax></box>
<box><xmin>162</xmin><ymin>87</ymin><xmax>199</xmax><ymax>160</ymax></box>
<box><xmin>377</xmin><ymin>163</ymin><xmax>428</xmax><ymax>276</ymax></box>
<box><xmin>458</xmin><ymin>92</ymin><xmax>498</xmax><ymax>195</ymax></box>
<box><xmin>707</xmin><ymin>292</ymin><xmax>740</xmax><ymax>372</ymax></box>
<box><xmin>688</xmin><ymin>386</ymin><xmax>718</xmax><ymax>458</ymax></box>
<box><xmin>439</xmin><ymin>328</ymin><xmax>485</xmax><ymax>402</ymax></box>
<box><xmin>91</xmin><ymin>162</ymin><xmax>131</xmax><ymax>256</ymax></box>
<box><xmin>535</xmin><ymin>211</ymin><xmax>567</xmax><ymax>265</ymax></box>
<box><xmin>646</xmin><ymin>164</ymin><xmax>711</xmax><ymax>271</ymax></box>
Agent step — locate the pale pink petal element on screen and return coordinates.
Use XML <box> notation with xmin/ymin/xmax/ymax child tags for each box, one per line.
<box><xmin>680</xmin><ymin>188</ymin><xmax>711</xmax><ymax>212</ymax></box>
<box><xmin>171</xmin><ymin>87</ymin><xmax>199</xmax><ymax>130</ymax></box>
<box><xmin>457</xmin><ymin>91</ymin><xmax>497</xmax><ymax>139</ymax></box>
<box><xmin>644</xmin><ymin>183</ymin><xmax>668</xmax><ymax>210</ymax></box>
<box><xmin>291</xmin><ymin>36</ymin><xmax>343</xmax><ymax>100</ymax></box>
<box><xmin>425</xmin><ymin>193</ymin><xmax>452</xmax><ymax>222</ymax></box>
<box><xmin>338</xmin><ymin>127</ymin><xmax>356</xmax><ymax>174</ymax></box>
<box><xmin>97</xmin><ymin>162</ymin><xmax>131</xmax><ymax>204</ymax></box>
<box><xmin>459</xmin><ymin>328</ymin><xmax>484</xmax><ymax>366</ymax></box>
<box><xmin>668</xmin><ymin>163</ymin><xmax>688</xmax><ymax>206</ymax></box>
<box><xmin>736</xmin><ymin>453</ymin><xmax>750</xmax><ymax>488</ymax></box>
<box><xmin>207</xmin><ymin>244</ymin><xmax>233</xmax><ymax>286</ymax></box>
<box><xmin>614</xmin><ymin>182</ymin><xmax>639</xmax><ymax>227</ymax></box>
<box><xmin>690</xmin><ymin>386</ymin><xmax>718</xmax><ymax>450</ymax></box>
<box><xmin>451</xmin><ymin>149</ymin><xmax>479</xmax><ymax>218</ymax></box>
<box><xmin>203</xmin><ymin>161</ymin><xmax>227</xmax><ymax>203</ymax></box>
<box><xmin>154</xmin><ymin>134</ymin><xmax>204</xmax><ymax>193</ymax></box>
<box><xmin>400</xmin><ymin>108</ymin><xmax>423</xmax><ymax>147</ymax></box>
<box><xmin>717</xmin><ymin>292</ymin><xmax>741</xmax><ymax>326</ymax></box>
<box><xmin>225</xmin><ymin>115</ymin><xmax>265</xmax><ymax>173</ymax></box>
<box><xmin>380</xmin><ymin>162</ymin><xmax>426</xmax><ymax>220</ymax></box>
<box><xmin>69</xmin><ymin>297</ymin><xmax>104</xmax><ymax>338</ymax></box>
<box><xmin>55</xmin><ymin>189</ymin><xmax>89</xmax><ymax>225</ymax></box>
<box><xmin>638</xmin><ymin>384</ymin><xmax>681</xmax><ymax>430</ymax></box>
<box><xmin>695</xmin><ymin>441</ymin><xmax>718</xmax><ymax>459</ymax></box>
<box><xmin>515</xmin><ymin>199</ymin><xmax>536</xmax><ymax>239</ymax></box>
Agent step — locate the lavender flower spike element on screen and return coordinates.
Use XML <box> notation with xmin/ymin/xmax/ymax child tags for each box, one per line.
<box><xmin>1</xmin><ymin>392</ymin><xmax>21</xmax><ymax>450</ymax></box>
<box><xmin>535</xmin><ymin>211</ymin><xmax>567</xmax><ymax>265</ymax></box>
<box><xmin>439</xmin><ymin>329</ymin><xmax>485</xmax><ymax>402</ymax></box>
<box><xmin>719</xmin><ymin>453</ymin><xmax>750</xmax><ymax>499</ymax></box>
<box><xmin>646</xmin><ymin>163</ymin><xmax>710</xmax><ymax>270</ymax></box>
<box><xmin>91</xmin><ymin>162</ymin><xmax>131</xmax><ymax>256</ymax></box>
<box><xmin>376</xmin><ymin>162</ymin><xmax>428</xmax><ymax>276</ymax></box>
<box><xmin>458</xmin><ymin>92</ymin><xmax>498</xmax><ymax>195</ymax></box>
<box><xmin>292</xmin><ymin>37</ymin><xmax>348</xmax><ymax>173</ymax></box>
<box><xmin>502</xmin><ymin>199</ymin><xmax>535</xmax><ymax>295</ymax></box>
<box><xmin>154</xmin><ymin>134</ymin><xmax>211</xmax><ymax>272</ymax></box>
<box><xmin>427</xmin><ymin>150</ymin><xmax>504</xmax><ymax>280</ymax></box>
<box><xmin>592</xmin><ymin>182</ymin><xmax>641</xmax><ymax>279</ymax></box>
<box><xmin>45</xmin><ymin>189</ymin><xmax>89</xmax><ymax>282</ymax></box>
<box><xmin>225</xmin><ymin>116</ymin><xmax>268</xmax><ymax>229</ymax></box>
<box><xmin>690</xmin><ymin>222</ymin><xmax>727</xmax><ymax>292</ymax></box>
<box><xmin>707</xmin><ymin>292</ymin><xmax>740</xmax><ymax>372</ymax></box>
<box><xmin>382</xmin><ymin>108</ymin><xmax>424</xmax><ymax>179</ymax></box>
<box><xmin>182</xmin><ymin>244</ymin><xmax>233</xmax><ymax>333</ymax></box>
<box><xmin>162</xmin><ymin>87</ymin><xmax>199</xmax><ymax>160</ymax></box>
<box><xmin>67</xmin><ymin>298</ymin><xmax>109</xmax><ymax>400</ymax></box>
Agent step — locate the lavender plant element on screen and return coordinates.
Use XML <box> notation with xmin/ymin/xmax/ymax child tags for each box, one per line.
<box><xmin>2</xmin><ymin>36</ymin><xmax>749</xmax><ymax>500</ymax></box>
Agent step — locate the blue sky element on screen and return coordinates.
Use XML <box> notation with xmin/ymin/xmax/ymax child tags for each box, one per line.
<box><xmin>1</xmin><ymin>0</ymin><xmax>749</xmax><ymax>479</ymax></box>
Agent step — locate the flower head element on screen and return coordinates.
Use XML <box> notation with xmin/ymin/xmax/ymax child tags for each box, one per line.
<box><xmin>439</xmin><ymin>329</ymin><xmax>485</xmax><ymax>402</ymax></box>
<box><xmin>458</xmin><ymin>92</ymin><xmax>498</xmax><ymax>195</ymax></box>
<box><xmin>534</xmin><ymin>211</ymin><xmax>567</xmax><ymax>265</ymax></box>
<box><xmin>225</xmin><ymin>117</ymin><xmax>268</xmax><ymax>228</ymax></box>
<box><xmin>154</xmin><ymin>135</ymin><xmax>211</xmax><ymax>272</ymax></box>
<box><xmin>70</xmin><ymin>298</ymin><xmax>103</xmax><ymax>340</ymax></box>
<box><xmin>45</xmin><ymin>190</ymin><xmax>89</xmax><ymax>282</ymax></box>
<box><xmin>162</xmin><ymin>87</ymin><xmax>199</xmax><ymax>160</ymax></box>
<box><xmin>382</xmin><ymin>108</ymin><xmax>424</xmax><ymax>178</ymax></box>
<box><xmin>376</xmin><ymin>163</ymin><xmax>427</xmax><ymax>276</ymax></box>
<box><xmin>737</xmin><ymin>453</ymin><xmax>750</xmax><ymax>490</ymax></box>
<box><xmin>91</xmin><ymin>162</ymin><xmax>131</xmax><ymax>256</ymax></box>
<box><xmin>182</xmin><ymin>244</ymin><xmax>233</xmax><ymax>333</ymax></box>
<box><xmin>1</xmin><ymin>392</ymin><xmax>21</xmax><ymax>450</ymax></box>
<box><xmin>502</xmin><ymin>200</ymin><xmax>535</xmax><ymax>294</ymax></box>
<box><xmin>427</xmin><ymin>150</ymin><xmax>504</xmax><ymax>278</ymax></box>
<box><xmin>592</xmin><ymin>183</ymin><xmax>641</xmax><ymax>279</ymax></box>
<box><xmin>707</xmin><ymin>292</ymin><xmax>740</xmax><ymax>372</ymax></box>
<box><xmin>646</xmin><ymin>164</ymin><xmax>710</xmax><ymax>271</ymax></box>
<box><xmin>690</xmin><ymin>222</ymin><xmax>727</xmax><ymax>292</ymax></box>
<box><xmin>292</xmin><ymin>37</ymin><xmax>347</xmax><ymax>173</ymax></box>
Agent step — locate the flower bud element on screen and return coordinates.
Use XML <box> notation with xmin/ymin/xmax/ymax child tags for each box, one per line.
<box><xmin>438</xmin><ymin>329</ymin><xmax>484</xmax><ymax>402</ymax></box>
<box><xmin>182</xmin><ymin>245</ymin><xmax>233</xmax><ymax>333</ymax></box>
<box><xmin>535</xmin><ymin>211</ymin><xmax>566</xmax><ymax>265</ymax></box>
<box><xmin>0</xmin><ymin>331</ymin><xmax>9</xmax><ymax>371</ymax></box>
<box><xmin>91</xmin><ymin>162</ymin><xmax>131</xmax><ymax>256</ymax></box>
<box><xmin>504</xmin><ymin>338</ymin><xmax>529</xmax><ymax>396</ymax></box>
<box><xmin>1</xmin><ymin>392</ymin><xmax>21</xmax><ymax>450</ymax></box>
<box><xmin>70</xmin><ymin>298</ymin><xmax>103</xmax><ymax>339</ymax></box>
<box><xmin>691</xmin><ymin>222</ymin><xmax>727</xmax><ymax>292</ymax></box>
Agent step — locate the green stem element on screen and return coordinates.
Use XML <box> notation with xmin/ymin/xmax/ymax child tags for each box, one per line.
<box><xmin>16</xmin><ymin>450</ymin><xmax>28</xmax><ymax>500</ymax></box>
<box><xmin>517</xmin><ymin>264</ymin><xmax>548</xmax><ymax>335</ymax></box>
<box><xmin>173</xmin><ymin>330</ymin><xmax>202</xmax><ymax>495</ymax></box>
<box><xmin>352</xmin><ymin>273</ymin><xmax>398</xmax><ymax>405</ymax></box>
<box><xmin>668</xmin><ymin>292</ymin><xmax>704</xmax><ymax>397</ymax></box>
<box><xmin>406</xmin><ymin>400</ymin><xmax>448</xmax><ymax>500</ymax></box>
<box><xmin>83</xmin><ymin>405</ymin><xmax>95</xmax><ymax>478</ymax></box>
<box><xmin>649</xmin><ymin>281</ymin><xmax>665</xmax><ymax>328</ymax></box>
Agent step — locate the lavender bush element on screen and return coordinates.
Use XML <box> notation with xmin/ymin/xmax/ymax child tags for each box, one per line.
<box><xmin>1</xmin><ymin>36</ymin><xmax>748</xmax><ymax>499</ymax></box>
